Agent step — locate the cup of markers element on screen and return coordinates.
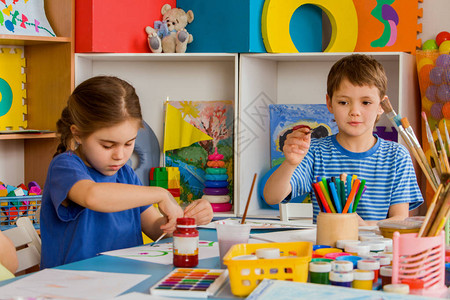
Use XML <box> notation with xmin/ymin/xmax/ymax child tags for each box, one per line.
<box><xmin>311</xmin><ymin>174</ymin><xmax>366</xmax><ymax>214</ymax></box>
<box><xmin>313</xmin><ymin>174</ymin><xmax>367</xmax><ymax>247</ymax></box>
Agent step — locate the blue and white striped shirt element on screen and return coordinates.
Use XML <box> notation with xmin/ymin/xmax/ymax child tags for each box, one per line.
<box><xmin>290</xmin><ymin>134</ymin><xmax>423</xmax><ymax>223</ymax></box>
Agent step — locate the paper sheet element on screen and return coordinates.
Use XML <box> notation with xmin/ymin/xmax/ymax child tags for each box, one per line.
<box><xmin>101</xmin><ymin>240</ymin><xmax>219</xmax><ymax>265</ymax></box>
<box><xmin>111</xmin><ymin>292</ymin><xmax>173</xmax><ymax>300</ymax></box>
<box><xmin>250</xmin><ymin>229</ymin><xmax>317</xmax><ymax>244</ymax></box>
<box><xmin>0</xmin><ymin>269</ymin><xmax>149</xmax><ymax>299</ymax></box>
<box><xmin>200</xmin><ymin>218</ymin><xmax>315</xmax><ymax>230</ymax></box>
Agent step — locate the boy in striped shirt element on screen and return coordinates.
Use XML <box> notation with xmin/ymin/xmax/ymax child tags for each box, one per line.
<box><xmin>263</xmin><ymin>54</ymin><xmax>423</xmax><ymax>225</ymax></box>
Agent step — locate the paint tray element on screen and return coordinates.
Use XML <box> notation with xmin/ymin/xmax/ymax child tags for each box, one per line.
<box><xmin>150</xmin><ymin>268</ymin><xmax>228</xmax><ymax>298</ymax></box>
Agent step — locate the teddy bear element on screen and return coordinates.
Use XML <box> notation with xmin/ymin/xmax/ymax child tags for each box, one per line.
<box><xmin>145</xmin><ymin>4</ymin><xmax>194</xmax><ymax>53</ymax></box>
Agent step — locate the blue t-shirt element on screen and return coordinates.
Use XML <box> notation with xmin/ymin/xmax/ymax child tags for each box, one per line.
<box><xmin>290</xmin><ymin>134</ymin><xmax>423</xmax><ymax>223</ymax></box>
<box><xmin>40</xmin><ymin>151</ymin><xmax>150</xmax><ymax>269</ymax></box>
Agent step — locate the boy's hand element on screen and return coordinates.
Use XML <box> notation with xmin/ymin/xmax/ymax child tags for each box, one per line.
<box><xmin>282</xmin><ymin>127</ymin><xmax>312</xmax><ymax>166</ymax></box>
<box><xmin>158</xmin><ymin>191</ymin><xmax>184</xmax><ymax>233</ymax></box>
<box><xmin>184</xmin><ymin>199</ymin><xmax>214</xmax><ymax>225</ymax></box>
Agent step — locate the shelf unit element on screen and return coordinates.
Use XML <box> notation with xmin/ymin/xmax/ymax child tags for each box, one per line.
<box><xmin>74</xmin><ymin>52</ymin><xmax>420</xmax><ymax>219</ymax></box>
<box><xmin>238</xmin><ymin>52</ymin><xmax>420</xmax><ymax>219</ymax></box>
<box><xmin>0</xmin><ymin>0</ymin><xmax>74</xmax><ymax>186</ymax></box>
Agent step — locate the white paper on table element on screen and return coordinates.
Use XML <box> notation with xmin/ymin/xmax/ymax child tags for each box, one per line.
<box><xmin>111</xmin><ymin>291</ymin><xmax>173</xmax><ymax>300</ymax></box>
<box><xmin>200</xmin><ymin>218</ymin><xmax>315</xmax><ymax>230</ymax></box>
<box><xmin>0</xmin><ymin>269</ymin><xmax>150</xmax><ymax>299</ymax></box>
<box><xmin>250</xmin><ymin>229</ymin><xmax>317</xmax><ymax>244</ymax></box>
<box><xmin>101</xmin><ymin>240</ymin><xmax>219</xmax><ymax>265</ymax></box>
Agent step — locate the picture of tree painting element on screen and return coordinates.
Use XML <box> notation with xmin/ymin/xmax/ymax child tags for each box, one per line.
<box><xmin>165</xmin><ymin>101</ymin><xmax>234</xmax><ymax>204</ymax></box>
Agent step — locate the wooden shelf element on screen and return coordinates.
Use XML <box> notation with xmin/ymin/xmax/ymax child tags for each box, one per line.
<box><xmin>0</xmin><ymin>35</ymin><xmax>71</xmax><ymax>46</ymax></box>
<box><xmin>0</xmin><ymin>132</ymin><xmax>57</xmax><ymax>140</ymax></box>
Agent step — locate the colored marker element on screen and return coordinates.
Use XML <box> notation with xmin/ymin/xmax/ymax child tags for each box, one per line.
<box><xmin>313</xmin><ymin>182</ymin><xmax>331</xmax><ymax>213</ymax></box>
<box><xmin>342</xmin><ymin>179</ymin><xmax>360</xmax><ymax>213</ymax></box>
<box><xmin>329</xmin><ymin>182</ymin><xmax>342</xmax><ymax>213</ymax></box>
<box><xmin>352</xmin><ymin>179</ymin><xmax>366</xmax><ymax>213</ymax></box>
<box><xmin>339</xmin><ymin>180</ymin><xmax>346</xmax><ymax>209</ymax></box>
<box><xmin>319</xmin><ymin>181</ymin><xmax>336</xmax><ymax>213</ymax></box>
<box><xmin>311</xmin><ymin>182</ymin><xmax>324</xmax><ymax>212</ymax></box>
<box><xmin>346</xmin><ymin>176</ymin><xmax>352</xmax><ymax>211</ymax></box>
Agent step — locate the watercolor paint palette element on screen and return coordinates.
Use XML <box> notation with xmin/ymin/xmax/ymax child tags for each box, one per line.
<box><xmin>150</xmin><ymin>268</ymin><xmax>228</xmax><ymax>298</ymax></box>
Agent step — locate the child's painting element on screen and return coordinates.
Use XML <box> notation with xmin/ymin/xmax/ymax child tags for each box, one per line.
<box><xmin>165</xmin><ymin>100</ymin><xmax>234</xmax><ymax>204</ymax></box>
<box><xmin>269</xmin><ymin>104</ymin><xmax>338</xmax><ymax>167</ymax></box>
<box><xmin>0</xmin><ymin>0</ymin><xmax>55</xmax><ymax>36</ymax></box>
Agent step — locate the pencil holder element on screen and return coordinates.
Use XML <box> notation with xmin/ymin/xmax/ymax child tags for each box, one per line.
<box><xmin>391</xmin><ymin>231</ymin><xmax>447</xmax><ymax>298</ymax></box>
<box><xmin>316</xmin><ymin>212</ymin><xmax>358</xmax><ymax>247</ymax></box>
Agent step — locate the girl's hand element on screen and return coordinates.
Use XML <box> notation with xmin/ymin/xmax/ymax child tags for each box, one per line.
<box><xmin>282</xmin><ymin>127</ymin><xmax>312</xmax><ymax>166</ymax></box>
<box><xmin>158</xmin><ymin>191</ymin><xmax>184</xmax><ymax>233</ymax></box>
<box><xmin>184</xmin><ymin>199</ymin><xmax>213</xmax><ymax>225</ymax></box>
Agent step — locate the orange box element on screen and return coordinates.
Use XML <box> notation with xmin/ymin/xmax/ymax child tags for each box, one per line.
<box><xmin>75</xmin><ymin>0</ymin><xmax>176</xmax><ymax>53</ymax></box>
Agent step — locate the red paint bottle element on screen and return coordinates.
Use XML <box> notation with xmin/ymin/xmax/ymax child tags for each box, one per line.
<box><xmin>173</xmin><ymin>217</ymin><xmax>199</xmax><ymax>267</ymax></box>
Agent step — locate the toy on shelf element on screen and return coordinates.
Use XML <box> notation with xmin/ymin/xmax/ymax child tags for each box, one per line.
<box><xmin>201</xmin><ymin>148</ymin><xmax>231</xmax><ymax>212</ymax></box>
<box><xmin>150</xmin><ymin>167</ymin><xmax>181</xmax><ymax>204</ymax></box>
<box><xmin>145</xmin><ymin>4</ymin><xmax>194</xmax><ymax>53</ymax></box>
<box><xmin>0</xmin><ymin>180</ymin><xmax>42</xmax><ymax>229</ymax></box>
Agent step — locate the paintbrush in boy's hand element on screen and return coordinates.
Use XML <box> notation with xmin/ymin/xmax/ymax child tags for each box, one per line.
<box><xmin>292</xmin><ymin>125</ymin><xmax>318</xmax><ymax>135</ymax></box>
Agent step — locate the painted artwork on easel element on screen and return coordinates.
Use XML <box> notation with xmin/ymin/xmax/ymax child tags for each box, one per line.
<box><xmin>0</xmin><ymin>0</ymin><xmax>55</xmax><ymax>36</ymax></box>
<box><xmin>0</xmin><ymin>47</ymin><xmax>26</xmax><ymax>130</ymax></box>
<box><xmin>165</xmin><ymin>100</ymin><xmax>234</xmax><ymax>204</ymax></box>
<box><xmin>269</xmin><ymin>104</ymin><xmax>338</xmax><ymax>168</ymax></box>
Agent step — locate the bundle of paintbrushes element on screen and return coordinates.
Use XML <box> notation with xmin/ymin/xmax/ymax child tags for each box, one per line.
<box><xmin>380</xmin><ymin>97</ymin><xmax>440</xmax><ymax>191</ymax></box>
<box><xmin>311</xmin><ymin>174</ymin><xmax>365</xmax><ymax>214</ymax></box>
<box><xmin>418</xmin><ymin>174</ymin><xmax>450</xmax><ymax>237</ymax></box>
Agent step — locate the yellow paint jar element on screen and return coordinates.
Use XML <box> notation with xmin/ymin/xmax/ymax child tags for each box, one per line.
<box><xmin>352</xmin><ymin>269</ymin><xmax>374</xmax><ymax>290</ymax></box>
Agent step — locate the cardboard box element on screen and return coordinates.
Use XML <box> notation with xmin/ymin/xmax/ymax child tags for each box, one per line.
<box><xmin>75</xmin><ymin>0</ymin><xmax>176</xmax><ymax>53</ymax></box>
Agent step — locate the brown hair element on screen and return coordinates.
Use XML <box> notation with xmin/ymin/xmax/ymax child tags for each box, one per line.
<box><xmin>327</xmin><ymin>54</ymin><xmax>387</xmax><ymax>100</ymax></box>
<box><xmin>55</xmin><ymin>76</ymin><xmax>142</xmax><ymax>156</ymax></box>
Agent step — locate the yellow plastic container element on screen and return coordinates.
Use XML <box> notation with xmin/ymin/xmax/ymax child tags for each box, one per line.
<box><xmin>223</xmin><ymin>241</ymin><xmax>312</xmax><ymax>297</ymax></box>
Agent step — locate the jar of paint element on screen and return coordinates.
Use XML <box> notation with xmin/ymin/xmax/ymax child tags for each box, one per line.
<box><xmin>359</xmin><ymin>234</ymin><xmax>384</xmax><ymax>242</ymax></box>
<box><xmin>331</xmin><ymin>260</ymin><xmax>353</xmax><ymax>272</ymax></box>
<box><xmin>383</xmin><ymin>283</ymin><xmax>410</xmax><ymax>294</ymax></box>
<box><xmin>366</xmin><ymin>240</ymin><xmax>385</xmax><ymax>253</ymax></box>
<box><xmin>314</xmin><ymin>247</ymin><xmax>342</xmax><ymax>257</ymax></box>
<box><xmin>173</xmin><ymin>217</ymin><xmax>199</xmax><ymax>267</ymax></box>
<box><xmin>309</xmin><ymin>261</ymin><xmax>331</xmax><ymax>284</ymax></box>
<box><xmin>311</xmin><ymin>258</ymin><xmax>334</xmax><ymax>263</ymax></box>
<box><xmin>352</xmin><ymin>269</ymin><xmax>374</xmax><ymax>290</ymax></box>
<box><xmin>313</xmin><ymin>244</ymin><xmax>331</xmax><ymax>251</ymax></box>
<box><xmin>316</xmin><ymin>212</ymin><xmax>358</xmax><ymax>247</ymax></box>
<box><xmin>357</xmin><ymin>259</ymin><xmax>380</xmax><ymax>283</ymax></box>
<box><xmin>329</xmin><ymin>271</ymin><xmax>353</xmax><ymax>287</ymax></box>
<box><xmin>401</xmin><ymin>278</ymin><xmax>425</xmax><ymax>295</ymax></box>
<box><xmin>324</xmin><ymin>252</ymin><xmax>351</xmax><ymax>260</ymax></box>
<box><xmin>379</xmin><ymin>266</ymin><xmax>392</xmax><ymax>287</ymax></box>
<box><xmin>336</xmin><ymin>239</ymin><xmax>360</xmax><ymax>250</ymax></box>
<box><xmin>255</xmin><ymin>247</ymin><xmax>280</xmax><ymax>259</ymax></box>
<box><xmin>336</xmin><ymin>255</ymin><xmax>362</xmax><ymax>269</ymax></box>
<box><xmin>344</xmin><ymin>243</ymin><xmax>370</xmax><ymax>256</ymax></box>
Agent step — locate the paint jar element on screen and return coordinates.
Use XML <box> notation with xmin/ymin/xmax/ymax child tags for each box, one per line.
<box><xmin>365</xmin><ymin>241</ymin><xmax>386</xmax><ymax>253</ymax></box>
<box><xmin>313</xmin><ymin>244</ymin><xmax>331</xmax><ymax>251</ymax></box>
<box><xmin>344</xmin><ymin>243</ymin><xmax>370</xmax><ymax>256</ymax></box>
<box><xmin>383</xmin><ymin>283</ymin><xmax>410</xmax><ymax>294</ymax></box>
<box><xmin>378</xmin><ymin>238</ymin><xmax>393</xmax><ymax>251</ymax></box>
<box><xmin>324</xmin><ymin>252</ymin><xmax>351</xmax><ymax>260</ymax></box>
<box><xmin>314</xmin><ymin>247</ymin><xmax>342</xmax><ymax>257</ymax></box>
<box><xmin>380</xmin><ymin>266</ymin><xmax>392</xmax><ymax>287</ymax></box>
<box><xmin>331</xmin><ymin>260</ymin><xmax>353</xmax><ymax>272</ymax></box>
<box><xmin>309</xmin><ymin>261</ymin><xmax>331</xmax><ymax>284</ymax></box>
<box><xmin>329</xmin><ymin>271</ymin><xmax>353</xmax><ymax>288</ymax></box>
<box><xmin>173</xmin><ymin>217</ymin><xmax>199</xmax><ymax>267</ymax></box>
<box><xmin>359</xmin><ymin>234</ymin><xmax>384</xmax><ymax>242</ymax></box>
<box><xmin>316</xmin><ymin>212</ymin><xmax>358</xmax><ymax>247</ymax></box>
<box><xmin>336</xmin><ymin>239</ymin><xmax>360</xmax><ymax>250</ymax></box>
<box><xmin>336</xmin><ymin>255</ymin><xmax>362</xmax><ymax>269</ymax></box>
<box><xmin>352</xmin><ymin>269</ymin><xmax>374</xmax><ymax>290</ymax></box>
<box><xmin>357</xmin><ymin>259</ymin><xmax>380</xmax><ymax>283</ymax></box>
<box><xmin>256</xmin><ymin>247</ymin><xmax>280</xmax><ymax>259</ymax></box>
<box><xmin>311</xmin><ymin>258</ymin><xmax>334</xmax><ymax>263</ymax></box>
<box><xmin>371</xmin><ymin>255</ymin><xmax>391</xmax><ymax>268</ymax></box>
<box><xmin>401</xmin><ymin>278</ymin><xmax>425</xmax><ymax>296</ymax></box>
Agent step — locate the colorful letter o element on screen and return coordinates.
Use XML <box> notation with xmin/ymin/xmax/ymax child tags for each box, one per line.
<box><xmin>262</xmin><ymin>0</ymin><xmax>358</xmax><ymax>53</ymax></box>
<box><xmin>0</xmin><ymin>78</ymin><xmax>13</xmax><ymax>117</ymax></box>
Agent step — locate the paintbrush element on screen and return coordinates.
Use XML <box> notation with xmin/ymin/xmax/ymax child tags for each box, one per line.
<box><xmin>436</xmin><ymin>127</ymin><xmax>450</xmax><ymax>173</ymax></box>
<box><xmin>418</xmin><ymin>184</ymin><xmax>443</xmax><ymax>237</ymax></box>
<box><xmin>429</xmin><ymin>183</ymin><xmax>450</xmax><ymax>236</ymax></box>
<box><xmin>292</xmin><ymin>125</ymin><xmax>319</xmax><ymax>135</ymax></box>
<box><xmin>380</xmin><ymin>96</ymin><xmax>402</xmax><ymax>131</ymax></box>
<box><xmin>241</xmin><ymin>173</ymin><xmax>257</xmax><ymax>224</ymax></box>
<box><xmin>422</xmin><ymin>111</ymin><xmax>442</xmax><ymax>176</ymax></box>
<box><xmin>401</xmin><ymin>118</ymin><xmax>438</xmax><ymax>190</ymax></box>
<box><xmin>150</xmin><ymin>232</ymin><xmax>167</xmax><ymax>246</ymax></box>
